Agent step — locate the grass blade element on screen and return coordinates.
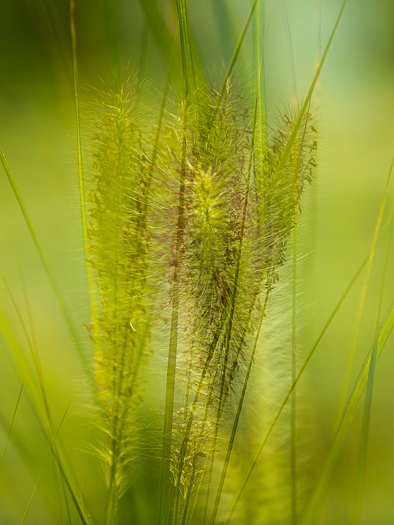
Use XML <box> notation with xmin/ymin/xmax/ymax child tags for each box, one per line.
<box><xmin>0</xmin><ymin>147</ymin><xmax>89</xmax><ymax>372</ymax></box>
<box><xmin>20</xmin><ymin>394</ymin><xmax>74</xmax><ymax>525</ymax></box>
<box><xmin>0</xmin><ymin>375</ymin><xmax>25</xmax><ymax>476</ymax></box>
<box><xmin>103</xmin><ymin>0</ymin><xmax>121</xmax><ymax>77</ymax></box>
<box><xmin>175</xmin><ymin>0</ymin><xmax>195</xmax><ymax>97</ymax></box>
<box><xmin>221</xmin><ymin>0</ymin><xmax>262</xmax><ymax>95</ymax></box>
<box><xmin>351</xmin><ymin>217</ymin><xmax>393</xmax><ymax>524</ymax></box>
<box><xmin>274</xmin><ymin>0</ymin><xmax>349</xmax><ymax>176</ymax></box>
<box><xmin>301</xmin><ymin>295</ymin><xmax>394</xmax><ymax>525</ymax></box>
<box><xmin>211</xmin><ymin>0</ymin><xmax>238</xmax><ymax>65</ymax></box>
<box><xmin>335</xmin><ymin>159</ymin><xmax>394</xmax><ymax>427</ymax></box>
<box><xmin>69</xmin><ymin>0</ymin><xmax>97</xmax><ymax>353</ymax></box>
<box><xmin>137</xmin><ymin>0</ymin><xmax>182</xmax><ymax>89</ymax></box>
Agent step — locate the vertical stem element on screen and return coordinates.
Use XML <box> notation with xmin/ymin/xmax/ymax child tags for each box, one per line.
<box><xmin>69</xmin><ymin>0</ymin><xmax>97</xmax><ymax>345</ymax></box>
<box><xmin>160</xmin><ymin>116</ymin><xmax>187</xmax><ymax>524</ymax></box>
<box><xmin>103</xmin><ymin>0</ymin><xmax>121</xmax><ymax>81</ymax></box>
<box><xmin>351</xmin><ymin>217</ymin><xmax>393</xmax><ymax>525</ymax></box>
<box><xmin>291</xmin><ymin>138</ymin><xmax>298</xmax><ymax>524</ymax></box>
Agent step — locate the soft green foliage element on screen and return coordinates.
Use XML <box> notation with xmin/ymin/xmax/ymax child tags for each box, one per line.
<box><xmin>2</xmin><ymin>1</ymin><xmax>394</xmax><ymax>525</ymax></box>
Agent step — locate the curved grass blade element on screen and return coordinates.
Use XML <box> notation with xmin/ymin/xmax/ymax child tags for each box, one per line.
<box><xmin>69</xmin><ymin>0</ymin><xmax>97</xmax><ymax>355</ymax></box>
<box><xmin>20</xmin><ymin>394</ymin><xmax>74</xmax><ymax>525</ymax></box>
<box><xmin>221</xmin><ymin>0</ymin><xmax>262</xmax><ymax>95</ymax></box>
<box><xmin>0</xmin><ymin>375</ymin><xmax>25</xmax><ymax>476</ymax></box>
<box><xmin>335</xmin><ymin>159</ymin><xmax>394</xmax><ymax>427</ymax></box>
<box><xmin>0</xmin><ymin>300</ymin><xmax>95</xmax><ymax>524</ymax></box>
<box><xmin>301</xmin><ymin>296</ymin><xmax>394</xmax><ymax>525</ymax></box>
<box><xmin>0</xmin><ymin>147</ymin><xmax>89</xmax><ymax>373</ymax></box>
<box><xmin>351</xmin><ymin>209</ymin><xmax>393</xmax><ymax>525</ymax></box>
<box><xmin>274</xmin><ymin>0</ymin><xmax>349</xmax><ymax>176</ymax></box>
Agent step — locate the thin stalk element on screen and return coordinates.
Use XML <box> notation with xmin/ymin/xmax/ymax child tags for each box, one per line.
<box><xmin>168</xmin><ymin>311</ymin><xmax>232</xmax><ymax>524</ymax></box>
<box><xmin>301</xmin><ymin>296</ymin><xmax>394</xmax><ymax>525</ymax></box>
<box><xmin>221</xmin><ymin>0</ymin><xmax>262</xmax><ymax>96</ymax></box>
<box><xmin>138</xmin><ymin>20</ymin><xmax>150</xmax><ymax>80</ymax></box>
<box><xmin>103</xmin><ymin>0</ymin><xmax>121</xmax><ymax>80</ymax></box>
<box><xmin>351</xmin><ymin>216</ymin><xmax>393</xmax><ymax>525</ymax></box>
<box><xmin>275</xmin><ymin>0</ymin><xmax>349</xmax><ymax>177</ymax></box>
<box><xmin>291</xmin><ymin>137</ymin><xmax>298</xmax><ymax>525</ymax></box>
<box><xmin>20</xmin><ymin>395</ymin><xmax>74</xmax><ymax>525</ymax></box>
<box><xmin>69</xmin><ymin>0</ymin><xmax>97</xmax><ymax>346</ymax></box>
<box><xmin>175</xmin><ymin>0</ymin><xmax>195</xmax><ymax>97</ymax></box>
<box><xmin>289</xmin><ymin>99</ymin><xmax>312</xmax><ymax>525</ymax></box>
<box><xmin>210</xmin><ymin>271</ymin><xmax>274</xmax><ymax>525</ymax></box>
<box><xmin>0</xmin><ymin>375</ymin><xmax>25</xmax><ymax>476</ymax></box>
<box><xmin>252</xmin><ymin>0</ymin><xmax>268</xmax><ymax>163</ymax></box>
<box><xmin>160</xmin><ymin>114</ymin><xmax>188</xmax><ymax>525</ymax></box>
<box><xmin>160</xmin><ymin>1</ymin><xmax>194</xmax><ymax>519</ymax></box>
<box><xmin>334</xmin><ymin>159</ymin><xmax>394</xmax><ymax>429</ymax></box>
<box><xmin>282</xmin><ymin>0</ymin><xmax>297</xmax><ymax>103</ymax></box>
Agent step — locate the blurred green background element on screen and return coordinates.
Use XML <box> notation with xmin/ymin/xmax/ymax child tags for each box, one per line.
<box><xmin>1</xmin><ymin>0</ymin><xmax>394</xmax><ymax>523</ymax></box>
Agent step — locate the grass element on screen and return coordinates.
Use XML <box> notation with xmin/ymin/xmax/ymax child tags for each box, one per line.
<box><xmin>1</xmin><ymin>0</ymin><xmax>394</xmax><ymax>524</ymax></box>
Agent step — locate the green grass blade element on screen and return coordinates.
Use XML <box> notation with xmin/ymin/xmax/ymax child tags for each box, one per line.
<box><xmin>211</xmin><ymin>0</ymin><xmax>238</xmax><ymax>64</ymax></box>
<box><xmin>282</xmin><ymin>0</ymin><xmax>297</xmax><ymax>101</ymax></box>
<box><xmin>335</xmin><ymin>159</ymin><xmax>394</xmax><ymax>427</ymax></box>
<box><xmin>138</xmin><ymin>20</ymin><xmax>150</xmax><ymax>79</ymax></box>
<box><xmin>301</xmin><ymin>296</ymin><xmax>394</xmax><ymax>525</ymax></box>
<box><xmin>69</xmin><ymin>0</ymin><xmax>97</xmax><ymax>356</ymax></box>
<box><xmin>221</xmin><ymin>0</ymin><xmax>261</xmax><ymax>95</ymax></box>
<box><xmin>291</xmin><ymin>142</ymin><xmax>299</xmax><ymax>525</ymax></box>
<box><xmin>175</xmin><ymin>0</ymin><xmax>195</xmax><ymax>97</ymax></box>
<box><xmin>3</xmin><ymin>277</ymin><xmax>52</xmax><ymax>423</ymax></box>
<box><xmin>351</xmin><ymin>217</ymin><xmax>393</xmax><ymax>525</ymax></box>
<box><xmin>0</xmin><ymin>147</ymin><xmax>89</xmax><ymax>372</ymax></box>
<box><xmin>275</xmin><ymin>0</ymin><xmax>348</xmax><ymax>176</ymax></box>
<box><xmin>0</xmin><ymin>375</ymin><xmax>25</xmax><ymax>476</ymax></box>
<box><xmin>223</xmin><ymin>253</ymin><xmax>367</xmax><ymax>525</ymax></box>
<box><xmin>252</xmin><ymin>1</ymin><xmax>268</xmax><ymax>162</ymax></box>
<box><xmin>20</xmin><ymin>394</ymin><xmax>74</xmax><ymax>525</ymax></box>
<box><xmin>159</xmin><ymin>117</ymin><xmax>188</xmax><ymax>525</ymax></box>
<box><xmin>137</xmin><ymin>0</ymin><xmax>182</xmax><ymax>88</ymax></box>
<box><xmin>103</xmin><ymin>0</ymin><xmax>121</xmax><ymax>77</ymax></box>
<box><xmin>0</xmin><ymin>300</ymin><xmax>94</xmax><ymax>524</ymax></box>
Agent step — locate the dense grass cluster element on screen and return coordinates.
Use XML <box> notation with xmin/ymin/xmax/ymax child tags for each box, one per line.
<box><xmin>2</xmin><ymin>0</ymin><xmax>394</xmax><ymax>524</ymax></box>
<box><xmin>84</xmin><ymin>69</ymin><xmax>318</xmax><ymax>523</ymax></box>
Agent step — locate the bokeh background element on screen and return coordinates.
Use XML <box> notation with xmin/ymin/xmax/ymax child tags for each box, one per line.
<box><xmin>1</xmin><ymin>0</ymin><xmax>394</xmax><ymax>523</ymax></box>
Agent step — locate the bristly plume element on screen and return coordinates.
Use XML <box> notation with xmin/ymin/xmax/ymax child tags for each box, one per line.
<box><xmin>164</xmin><ymin>81</ymin><xmax>262</xmax><ymax>522</ymax></box>
<box><xmin>255</xmin><ymin>105</ymin><xmax>317</xmax><ymax>279</ymax></box>
<box><xmin>88</xmin><ymin>78</ymin><xmax>152</xmax><ymax>522</ymax></box>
